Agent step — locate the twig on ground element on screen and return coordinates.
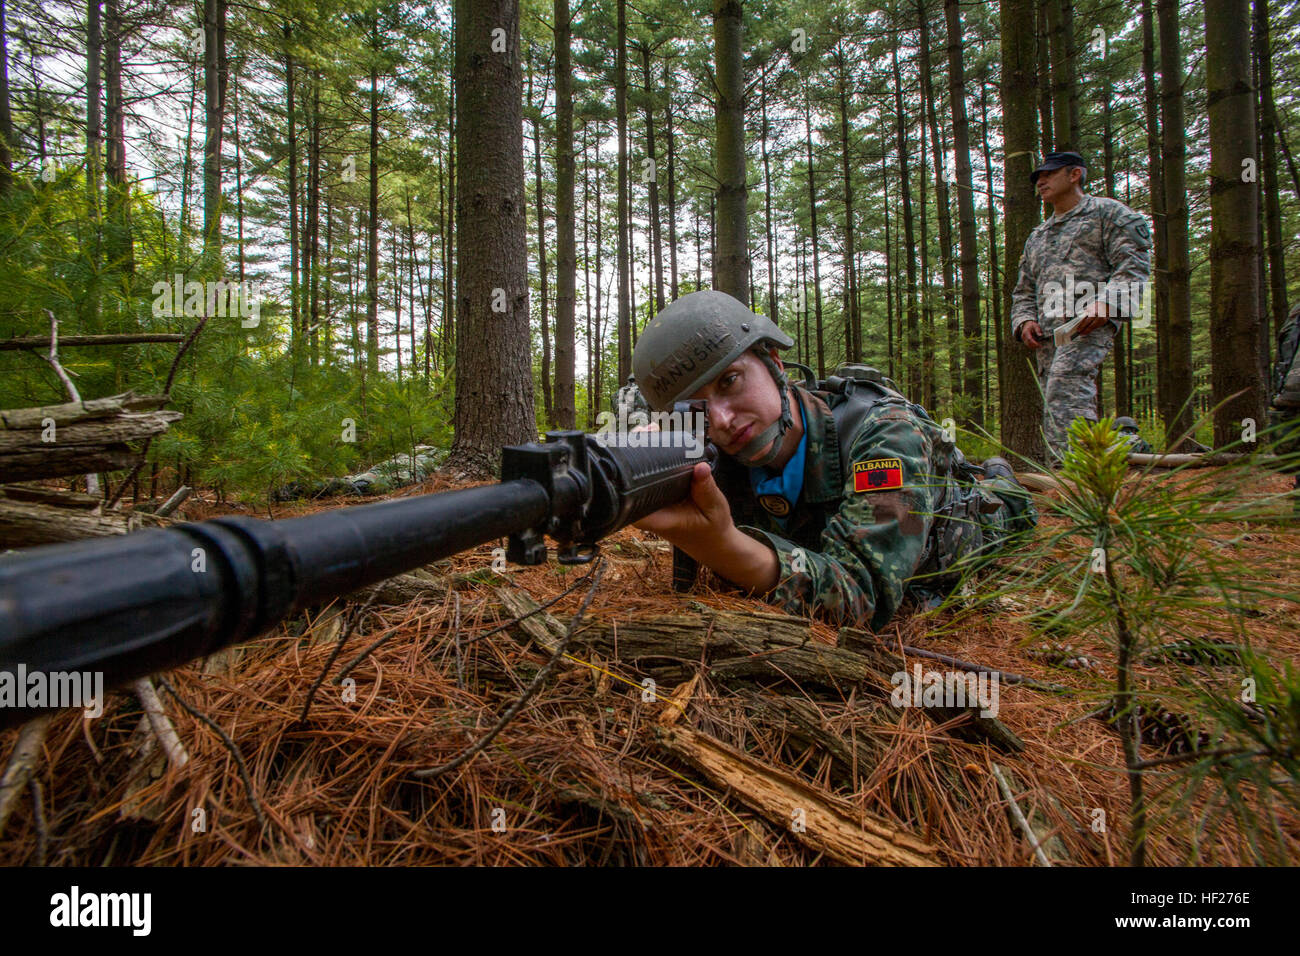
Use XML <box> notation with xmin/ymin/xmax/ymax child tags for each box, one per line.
<box><xmin>992</xmin><ymin>762</ymin><xmax>1052</xmax><ymax>867</ymax></box>
<box><xmin>299</xmin><ymin>595</ymin><xmax>372</xmax><ymax>722</ymax></box>
<box><xmin>156</xmin><ymin>677</ymin><xmax>268</xmax><ymax>834</ymax></box>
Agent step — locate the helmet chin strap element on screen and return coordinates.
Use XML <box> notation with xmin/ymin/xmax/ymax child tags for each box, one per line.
<box><xmin>732</xmin><ymin>350</ymin><xmax>795</xmax><ymax>469</ymax></box>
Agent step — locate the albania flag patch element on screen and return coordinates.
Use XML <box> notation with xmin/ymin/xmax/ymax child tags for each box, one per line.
<box><xmin>853</xmin><ymin>457</ymin><xmax>904</xmax><ymax>492</ymax></box>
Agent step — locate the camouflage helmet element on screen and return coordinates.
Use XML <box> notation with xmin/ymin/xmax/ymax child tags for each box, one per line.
<box><xmin>632</xmin><ymin>290</ymin><xmax>794</xmax><ymax>411</ymax></box>
<box><xmin>1114</xmin><ymin>416</ymin><xmax>1140</xmax><ymax>433</ymax></box>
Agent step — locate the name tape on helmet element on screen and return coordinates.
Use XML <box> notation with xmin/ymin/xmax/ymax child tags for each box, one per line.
<box><xmin>648</xmin><ymin>323</ymin><xmax>735</xmax><ymax>399</ymax></box>
<box><xmin>853</xmin><ymin>458</ymin><xmax>903</xmax><ymax>492</ymax></box>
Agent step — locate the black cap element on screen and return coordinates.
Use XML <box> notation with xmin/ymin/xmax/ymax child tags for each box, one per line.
<box><xmin>1030</xmin><ymin>151</ymin><xmax>1087</xmax><ymax>184</ymax></box>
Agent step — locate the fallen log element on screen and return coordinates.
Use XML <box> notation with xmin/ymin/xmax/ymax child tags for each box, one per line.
<box><xmin>655</xmin><ymin>723</ymin><xmax>939</xmax><ymax>865</ymax></box>
<box><xmin>0</xmin><ymin>495</ymin><xmax>169</xmax><ymax>547</ymax></box>
<box><xmin>0</xmin><ymin>333</ymin><xmax>186</xmax><ymax>351</ymax></box>
<box><xmin>0</xmin><ymin>392</ymin><xmax>180</xmax><ymax>483</ymax></box>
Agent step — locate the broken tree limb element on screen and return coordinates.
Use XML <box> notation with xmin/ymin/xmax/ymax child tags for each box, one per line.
<box><xmin>0</xmin><ymin>333</ymin><xmax>186</xmax><ymax>351</ymax></box>
<box><xmin>0</xmin><ymin>494</ymin><xmax>169</xmax><ymax>547</ymax></box>
<box><xmin>132</xmin><ymin>678</ymin><xmax>189</xmax><ymax>771</ymax></box>
<box><xmin>991</xmin><ymin>762</ymin><xmax>1052</xmax><ymax>867</ymax></box>
<box><xmin>655</xmin><ymin>723</ymin><xmax>939</xmax><ymax>866</ymax></box>
<box><xmin>0</xmin><ymin>391</ymin><xmax>181</xmax><ymax>484</ymax></box>
<box><xmin>1126</xmin><ymin>451</ymin><xmax>1269</xmax><ymax>468</ymax></box>
<box><xmin>0</xmin><ymin>715</ymin><xmax>52</xmax><ymax>837</ymax></box>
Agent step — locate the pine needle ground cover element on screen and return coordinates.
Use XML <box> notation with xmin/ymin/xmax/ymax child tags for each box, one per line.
<box><xmin>1</xmin><ymin>467</ymin><xmax>1297</xmax><ymax>867</ymax></box>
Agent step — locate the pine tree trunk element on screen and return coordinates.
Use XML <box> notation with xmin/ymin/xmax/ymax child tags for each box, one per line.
<box><xmin>1036</xmin><ymin>0</ymin><xmax>1053</xmax><ymax>157</ymax></box>
<box><xmin>365</xmin><ymin>16</ymin><xmax>380</xmax><ymax>379</ymax></box>
<box><xmin>0</xmin><ymin>0</ymin><xmax>12</xmax><ymax>192</ymax></box>
<box><xmin>87</xmin><ymin>0</ymin><xmax>102</xmax><ymax>214</ymax></box>
<box><xmin>1044</xmin><ymin>0</ymin><xmax>1077</xmax><ymax>150</ymax></box>
<box><xmin>917</xmin><ymin>0</ymin><xmax>959</xmax><ymax>406</ymax></box>
<box><xmin>104</xmin><ymin>0</ymin><xmax>131</xmax><ymax>273</ymax></box>
<box><xmin>641</xmin><ymin>44</ymin><xmax>665</xmax><ymax>314</ymax></box>
<box><xmin>448</xmin><ymin>0</ymin><xmax>536</xmax><ymax>476</ymax></box>
<box><xmin>980</xmin><ymin>77</ymin><xmax>1003</xmax><ymax>423</ymax></box>
<box><xmin>892</xmin><ymin>46</ymin><xmax>921</xmax><ymax>401</ymax></box>
<box><xmin>664</xmin><ymin>62</ymin><xmax>679</xmax><ymax>301</ymax></box>
<box><xmin>713</xmin><ymin>0</ymin><xmax>749</xmax><ymax>304</ymax></box>
<box><xmin>1000</xmin><ymin>0</ymin><xmax>1047</xmax><ymax>462</ymax></box>
<box><xmin>616</xmin><ymin>0</ymin><xmax>631</xmax><ymax>382</ymax></box>
<box><xmin>918</xmin><ymin>96</ymin><xmax>935</xmax><ymax>409</ymax></box>
<box><xmin>1159</xmin><ymin>0</ymin><xmax>1194</xmax><ymax>445</ymax></box>
<box><xmin>945</xmin><ymin>0</ymin><xmax>982</xmax><ymax>428</ymax></box>
<box><xmin>554</xmin><ymin>0</ymin><xmax>577</xmax><ymax>429</ymax></box>
<box><xmin>762</xmin><ymin>65</ymin><xmax>778</xmax><ymax>327</ymax></box>
<box><xmin>1206</xmin><ymin>0</ymin><xmax>1264</xmax><ymax>445</ymax></box>
<box><xmin>804</xmin><ymin>87</ymin><xmax>825</xmax><ymax>378</ymax></box>
<box><xmin>835</xmin><ymin>45</ymin><xmax>859</xmax><ymax>363</ymax></box>
<box><xmin>1141</xmin><ymin>0</ymin><xmax>1168</xmax><ymax>430</ymax></box>
<box><xmin>285</xmin><ymin>25</ymin><xmax>300</xmax><ymax>351</ymax></box>
<box><xmin>1254</xmin><ymin>0</ymin><xmax>1288</xmax><ymax>341</ymax></box>
<box><xmin>882</xmin><ymin>113</ymin><xmax>895</xmax><ymax>384</ymax></box>
<box><xmin>308</xmin><ymin>73</ymin><xmax>322</xmax><ymax>367</ymax></box>
<box><xmin>529</xmin><ymin>56</ymin><xmax>552</xmax><ymax>425</ymax></box>
<box><xmin>202</xmin><ymin>0</ymin><xmax>225</xmax><ymax>266</ymax></box>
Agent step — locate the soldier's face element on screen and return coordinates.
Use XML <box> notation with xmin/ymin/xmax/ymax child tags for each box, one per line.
<box><xmin>1036</xmin><ymin>166</ymin><xmax>1081</xmax><ymax>203</ymax></box>
<box><xmin>689</xmin><ymin>349</ymin><xmax>784</xmax><ymax>458</ymax></box>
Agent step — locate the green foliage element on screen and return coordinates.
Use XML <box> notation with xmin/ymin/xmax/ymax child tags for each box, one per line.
<box><xmin>936</xmin><ymin>416</ymin><xmax>1300</xmax><ymax>863</ymax></box>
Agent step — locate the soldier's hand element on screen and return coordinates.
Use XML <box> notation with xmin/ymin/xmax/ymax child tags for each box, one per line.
<box><xmin>1021</xmin><ymin>321</ymin><xmax>1044</xmax><ymax>349</ymax></box>
<box><xmin>633</xmin><ymin>461</ymin><xmax>733</xmax><ymax>546</ymax></box>
<box><xmin>1075</xmin><ymin>302</ymin><xmax>1110</xmax><ymax>337</ymax></box>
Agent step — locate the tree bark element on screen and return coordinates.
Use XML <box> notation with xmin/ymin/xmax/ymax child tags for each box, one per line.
<box><xmin>835</xmin><ymin>44</ymin><xmax>860</xmax><ymax>362</ymax></box>
<box><xmin>1000</xmin><ymin>0</ymin><xmax>1047</xmax><ymax>462</ymax></box>
<box><xmin>365</xmin><ymin>16</ymin><xmax>380</xmax><ymax>379</ymax></box>
<box><xmin>640</xmin><ymin>44</ymin><xmax>665</xmax><ymax>314</ymax></box>
<box><xmin>761</xmin><ymin>64</ymin><xmax>777</xmax><ymax>327</ymax></box>
<box><xmin>945</xmin><ymin>0</ymin><xmax>982</xmax><ymax>428</ymax></box>
<box><xmin>448</xmin><ymin>0</ymin><xmax>537</xmax><ymax>476</ymax></box>
<box><xmin>713</xmin><ymin>0</ymin><xmax>749</xmax><ymax>304</ymax></box>
<box><xmin>553</xmin><ymin>0</ymin><xmax>576</xmax><ymax>429</ymax></box>
<box><xmin>804</xmin><ymin>86</ymin><xmax>825</xmax><ymax>378</ymax></box>
<box><xmin>892</xmin><ymin>45</ymin><xmax>921</xmax><ymax>401</ymax></box>
<box><xmin>202</xmin><ymin>0</ymin><xmax>226</xmax><ymax>265</ymax></box>
<box><xmin>105</xmin><ymin>0</ymin><xmax>131</xmax><ymax>273</ymax></box>
<box><xmin>1205</xmin><ymin>0</ymin><xmax>1264</xmax><ymax>445</ymax></box>
<box><xmin>917</xmin><ymin>0</ymin><xmax>958</xmax><ymax>405</ymax></box>
<box><xmin>1141</xmin><ymin>0</ymin><xmax>1168</xmax><ymax>431</ymax></box>
<box><xmin>1159</xmin><ymin>0</ymin><xmax>1194</xmax><ymax>446</ymax></box>
<box><xmin>1254</xmin><ymin>0</ymin><xmax>1288</xmax><ymax>342</ymax></box>
<box><xmin>616</xmin><ymin>0</ymin><xmax>631</xmax><ymax>382</ymax></box>
<box><xmin>528</xmin><ymin>55</ymin><xmax>552</xmax><ymax>425</ymax></box>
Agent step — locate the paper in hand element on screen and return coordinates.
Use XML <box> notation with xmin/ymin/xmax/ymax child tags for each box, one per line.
<box><xmin>1053</xmin><ymin>315</ymin><xmax>1085</xmax><ymax>348</ymax></box>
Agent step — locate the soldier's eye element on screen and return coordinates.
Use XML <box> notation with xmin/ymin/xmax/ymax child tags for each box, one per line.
<box><xmin>720</xmin><ymin>372</ymin><xmax>739</xmax><ymax>389</ymax></box>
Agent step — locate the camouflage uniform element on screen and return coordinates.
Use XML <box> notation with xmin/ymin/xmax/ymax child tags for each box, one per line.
<box><xmin>614</xmin><ymin>377</ymin><xmax>650</xmax><ymax>422</ymax></box>
<box><xmin>713</xmin><ymin>383</ymin><xmax>1036</xmax><ymax>629</ymax></box>
<box><xmin>1010</xmin><ymin>194</ymin><xmax>1152</xmax><ymax>460</ymax></box>
<box><xmin>1268</xmin><ymin>303</ymin><xmax>1300</xmax><ymax>484</ymax></box>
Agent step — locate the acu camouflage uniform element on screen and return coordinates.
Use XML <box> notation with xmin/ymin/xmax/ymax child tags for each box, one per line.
<box><xmin>1010</xmin><ymin>194</ymin><xmax>1152</xmax><ymax>459</ymax></box>
<box><xmin>1268</xmin><ymin>302</ymin><xmax>1300</xmax><ymax>480</ymax></box>
<box><xmin>713</xmin><ymin>380</ymin><xmax>1036</xmax><ymax>629</ymax></box>
<box><xmin>614</xmin><ymin>377</ymin><xmax>650</xmax><ymax>421</ymax></box>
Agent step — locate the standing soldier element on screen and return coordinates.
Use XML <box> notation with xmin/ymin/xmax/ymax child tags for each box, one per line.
<box><xmin>1010</xmin><ymin>152</ymin><xmax>1152</xmax><ymax>464</ymax></box>
<box><xmin>614</xmin><ymin>374</ymin><xmax>650</xmax><ymax>424</ymax></box>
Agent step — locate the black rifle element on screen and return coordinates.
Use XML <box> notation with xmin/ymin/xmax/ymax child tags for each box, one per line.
<box><xmin>0</xmin><ymin>414</ymin><xmax>713</xmax><ymax>730</ymax></box>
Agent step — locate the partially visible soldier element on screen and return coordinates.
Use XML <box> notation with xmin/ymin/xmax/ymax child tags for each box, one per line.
<box><xmin>1268</xmin><ymin>302</ymin><xmax>1300</xmax><ymax>494</ymax></box>
<box><xmin>631</xmin><ymin>290</ymin><xmax>1037</xmax><ymax>629</ymax></box>
<box><xmin>1114</xmin><ymin>417</ymin><xmax>1154</xmax><ymax>455</ymax></box>
<box><xmin>1010</xmin><ymin>152</ymin><xmax>1152</xmax><ymax>464</ymax></box>
<box><xmin>613</xmin><ymin>374</ymin><xmax>650</xmax><ymax>423</ymax></box>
